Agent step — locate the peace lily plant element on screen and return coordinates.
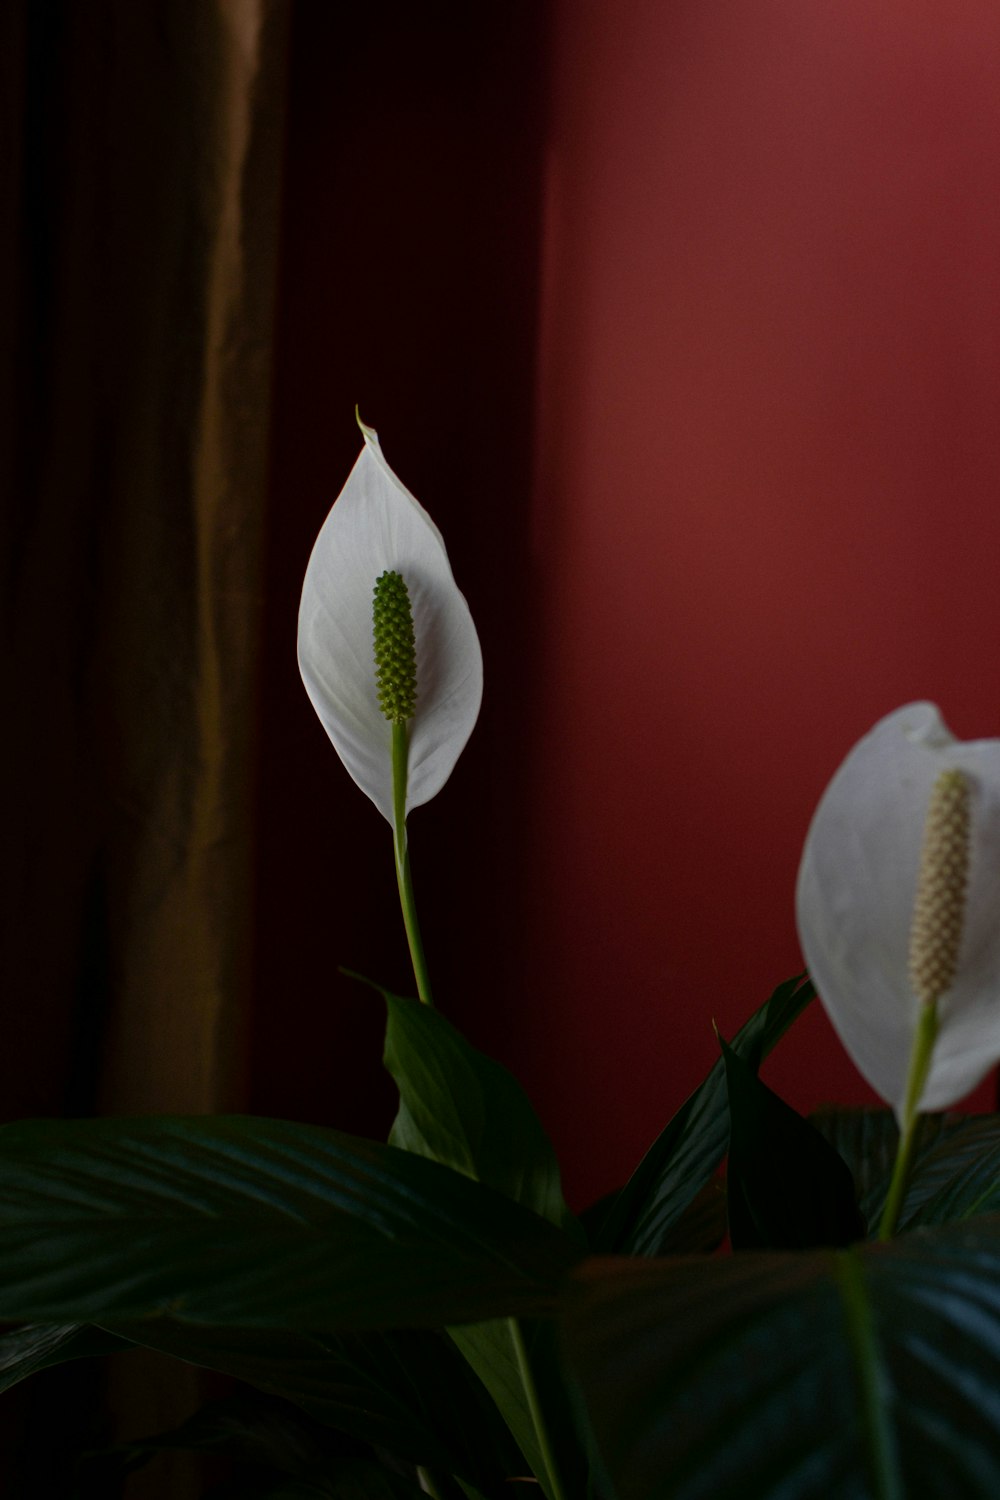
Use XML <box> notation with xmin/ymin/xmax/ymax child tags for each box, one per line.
<box><xmin>4</xmin><ymin>428</ymin><xmax>1000</xmax><ymax>1497</ymax></box>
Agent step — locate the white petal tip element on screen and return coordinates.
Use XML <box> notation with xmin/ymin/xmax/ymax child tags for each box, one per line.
<box><xmin>354</xmin><ymin>406</ymin><xmax>379</xmax><ymax>449</ymax></box>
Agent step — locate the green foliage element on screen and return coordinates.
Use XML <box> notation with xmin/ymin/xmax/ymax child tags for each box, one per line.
<box><xmin>720</xmin><ymin>1033</ymin><xmax>866</xmax><ymax>1249</ymax></box>
<box><xmin>105</xmin><ymin>1322</ymin><xmax>524</xmax><ymax>1492</ymax></box>
<box><xmin>0</xmin><ymin>1322</ymin><xmax>129</xmax><ymax>1393</ymax></box>
<box><xmin>378</xmin><ymin>985</ymin><xmax>587</xmax><ymax>1499</ymax></box>
<box><xmin>0</xmin><ymin>1115</ymin><xmax>578</xmax><ymax>1328</ymax></box>
<box><xmin>560</xmin><ymin>1217</ymin><xmax>1000</xmax><ymax>1500</ymax></box>
<box><xmin>593</xmin><ymin>973</ymin><xmax>815</xmax><ymax>1253</ymax></box>
<box><xmin>6</xmin><ymin>977</ymin><xmax>1000</xmax><ymax>1498</ymax></box>
<box><xmin>897</xmin><ymin>1114</ymin><xmax>1000</xmax><ymax>1227</ymax></box>
<box><xmin>382</xmin><ymin>988</ymin><xmax>581</xmax><ymax>1241</ymax></box>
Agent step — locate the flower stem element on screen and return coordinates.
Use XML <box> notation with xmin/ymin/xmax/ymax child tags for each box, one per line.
<box><xmin>508</xmin><ymin>1318</ymin><xmax>568</xmax><ymax>1500</ymax></box>
<box><xmin>878</xmin><ymin>1001</ymin><xmax>939</xmax><ymax>1241</ymax></box>
<box><xmin>392</xmin><ymin>721</ymin><xmax>433</xmax><ymax>1006</ymax></box>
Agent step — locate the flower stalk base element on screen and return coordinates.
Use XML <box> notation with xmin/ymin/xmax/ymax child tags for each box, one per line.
<box><xmin>878</xmin><ymin>1001</ymin><xmax>940</xmax><ymax>1240</ymax></box>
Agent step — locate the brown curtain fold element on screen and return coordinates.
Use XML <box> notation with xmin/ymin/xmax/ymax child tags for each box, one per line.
<box><xmin>2</xmin><ymin>0</ymin><xmax>289</xmax><ymax>1489</ymax></box>
<box><xmin>4</xmin><ymin>0</ymin><xmax>288</xmax><ymax>1117</ymax></box>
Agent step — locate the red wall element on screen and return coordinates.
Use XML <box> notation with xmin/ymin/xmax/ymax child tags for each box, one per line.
<box><xmin>517</xmin><ymin>0</ymin><xmax>1000</xmax><ymax>1202</ymax></box>
<box><xmin>259</xmin><ymin>2</ymin><xmax>1000</xmax><ymax>1209</ymax></box>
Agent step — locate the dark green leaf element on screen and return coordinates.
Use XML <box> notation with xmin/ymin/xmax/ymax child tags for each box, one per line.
<box><xmin>577</xmin><ymin>1189</ymin><xmax>618</xmax><ymax>1245</ymax></box>
<box><xmin>809</xmin><ymin>1107</ymin><xmax>902</xmax><ymax>1223</ymax></box>
<box><xmin>594</xmin><ymin>973</ymin><xmax>815</xmax><ymax>1254</ymax></box>
<box><xmin>103</xmin><ymin>1319</ymin><xmax>522</xmax><ymax>1492</ymax></box>
<box><xmin>721</xmin><ymin>1034</ymin><xmax>865</xmax><ymax>1250</ymax></box>
<box><xmin>447</xmin><ymin>1318</ymin><xmax>586</xmax><ymax>1500</ymax></box>
<box><xmin>562</xmin><ymin>1217</ymin><xmax>1000</xmax><ymax>1500</ymax></box>
<box><xmin>88</xmin><ymin>1389</ymin><xmax>427</xmax><ymax>1498</ymax></box>
<box><xmin>382</xmin><ymin>990</ymin><xmax>581</xmax><ymax>1242</ymax></box>
<box><xmin>0</xmin><ymin>1321</ymin><xmax>130</xmax><ymax>1393</ymax></box>
<box><xmin>899</xmin><ymin>1115</ymin><xmax>1000</xmax><ymax>1229</ymax></box>
<box><xmin>317</xmin><ymin>1463</ymin><xmax>427</xmax><ymax>1500</ymax></box>
<box><xmin>652</xmin><ymin>1181</ymin><xmax>727</xmax><ymax>1255</ymax></box>
<box><xmin>317</xmin><ymin>1463</ymin><xmax>426</xmax><ymax>1500</ymax></box>
<box><xmin>0</xmin><ymin>1116</ymin><xmax>581</xmax><ymax>1328</ymax></box>
<box><xmin>445</xmin><ymin>1321</ymin><xmax>536</xmax><ymax>1483</ymax></box>
<box><xmin>809</xmin><ymin>1109</ymin><xmax>973</xmax><ymax>1232</ymax></box>
<box><xmin>376</xmin><ymin>988</ymin><xmax>587</xmax><ymax>1497</ymax></box>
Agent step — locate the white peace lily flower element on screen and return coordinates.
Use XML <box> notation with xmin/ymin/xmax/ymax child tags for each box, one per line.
<box><xmin>298</xmin><ymin>420</ymin><xmax>483</xmax><ymax>824</ymax></box>
<box><xmin>796</xmin><ymin>702</ymin><xmax>1000</xmax><ymax>1123</ymax></box>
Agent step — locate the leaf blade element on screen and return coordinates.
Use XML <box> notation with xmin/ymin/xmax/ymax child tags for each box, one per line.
<box><xmin>0</xmin><ymin>1322</ymin><xmax>129</xmax><ymax>1393</ymax></box>
<box><xmin>103</xmin><ymin>1319</ymin><xmax>523</xmax><ymax>1492</ymax></box>
<box><xmin>594</xmin><ymin>974</ymin><xmax>815</xmax><ymax>1254</ymax></box>
<box><xmin>0</xmin><ymin>1116</ymin><xmax>581</xmax><ymax>1329</ymax></box>
<box><xmin>382</xmin><ymin>989</ymin><xmax>580</xmax><ymax>1240</ymax></box>
<box><xmin>720</xmin><ymin>1033</ymin><xmax>865</xmax><ymax>1250</ymax></box>
<box><xmin>562</xmin><ymin>1217</ymin><xmax>1000</xmax><ymax>1500</ymax></box>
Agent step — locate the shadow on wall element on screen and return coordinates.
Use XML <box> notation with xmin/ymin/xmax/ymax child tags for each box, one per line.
<box><xmin>252</xmin><ymin>2</ymin><xmax>554</xmax><ymax>1138</ymax></box>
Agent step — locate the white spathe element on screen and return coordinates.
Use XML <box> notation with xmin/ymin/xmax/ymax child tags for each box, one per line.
<box><xmin>298</xmin><ymin>424</ymin><xmax>483</xmax><ymax>823</ymax></box>
<box><xmin>796</xmin><ymin>702</ymin><xmax>1000</xmax><ymax>1121</ymax></box>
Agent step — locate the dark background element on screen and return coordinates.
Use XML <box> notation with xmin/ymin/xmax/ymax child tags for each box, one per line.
<box><xmin>250</xmin><ymin>0</ymin><xmax>553</xmax><ymax>1149</ymax></box>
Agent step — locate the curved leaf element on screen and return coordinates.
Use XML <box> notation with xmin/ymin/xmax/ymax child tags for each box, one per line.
<box><xmin>446</xmin><ymin>1317</ymin><xmax>587</xmax><ymax>1500</ymax></box>
<box><xmin>594</xmin><ymin>974</ymin><xmax>814</xmax><ymax>1254</ymax></box>
<box><xmin>382</xmin><ymin>989</ymin><xmax>580</xmax><ymax>1241</ymax></box>
<box><xmin>562</xmin><ymin>1216</ymin><xmax>1000</xmax><ymax>1499</ymax></box>
<box><xmin>105</xmin><ymin>1319</ymin><xmax>522</xmax><ymax>1492</ymax></box>
<box><xmin>86</xmin><ymin>1389</ymin><xmax>427</xmax><ymax>1499</ymax></box>
<box><xmin>0</xmin><ymin>1321</ymin><xmax>128</xmax><ymax>1392</ymax></box>
<box><xmin>721</xmin><ymin>1035</ymin><xmax>865</xmax><ymax>1250</ymax></box>
<box><xmin>900</xmin><ymin>1115</ymin><xmax>1000</xmax><ymax>1229</ymax></box>
<box><xmin>0</xmin><ymin>1116</ymin><xmax>580</xmax><ymax>1328</ymax></box>
<box><xmin>377</xmin><ymin>988</ymin><xmax>587</xmax><ymax>1497</ymax></box>
<box><xmin>810</xmin><ymin>1108</ymin><xmax>964</xmax><ymax>1231</ymax></box>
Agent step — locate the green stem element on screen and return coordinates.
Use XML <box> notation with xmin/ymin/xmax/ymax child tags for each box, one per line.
<box><xmin>508</xmin><ymin>1318</ymin><xmax>567</xmax><ymax>1500</ymax></box>
<box><xmin>878</xmin><ymin>1000</ymin><xmax>939</xmax><ymax>1241</ymax></box>
<box><xmin>392</xmin><ymin>721</ymin><xmax>433</xmax><ymax>1006</ymax></box>
<box><xmin>833</xmin><ymin>1249</ymin><xmax>902</xmax><ymax>1500</ymax></box>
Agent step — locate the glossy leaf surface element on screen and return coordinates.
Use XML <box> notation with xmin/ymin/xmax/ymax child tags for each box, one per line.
<box><xmin>0</xmin><ymin>1116</ymin><xmax>579</xmax><ymax>1328</ymax></box>
<box><xmin>0</xmin><ymin>1321</ymin><xmax>128</xmax><ymax>1393</ymax></box>
<box><xmin>383</xmin><ymin>989</ymin><xmax>579</xmax><ymax>1240</ymax></box>
<box><xmin>897</xmin><ymin>1114</ymin><xmax>1000</xmax><ymax>1229</ymax></box>
<box><xmin>810</xmin><ymin>1108</ymin><xmax>962</xmax><ymax>1231</ymax></box>
<box><xmin>380</xmin><ymin>988</ymin><xmax>585</xmax><ymax>1497</ymax></box>
<box><xmin>563</xmin><ymin>1217</ymin><xmax>1000</xmax><ymax>1500</ymax></box>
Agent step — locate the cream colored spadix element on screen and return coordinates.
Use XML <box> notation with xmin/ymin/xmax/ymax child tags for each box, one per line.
<box><xmin>298</xmin><ymin>422</ymin><xmax>483</xmax><ymax>823</ymax></box>
<box><xmin>908</xmin><ymin>769</ymin><xmax>970</xmax><ymax>1010</ymax></box>
<box><xmin>796</xmin><ymin>703</ymin><xmax>1000</xmax><ymax>1122</ymax></box>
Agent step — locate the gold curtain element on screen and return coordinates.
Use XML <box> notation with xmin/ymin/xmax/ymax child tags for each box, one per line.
<box><xmin>2</xmin><ymin>0</ymin><xmax>289</xmax><ymax>1490</ymax></box>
